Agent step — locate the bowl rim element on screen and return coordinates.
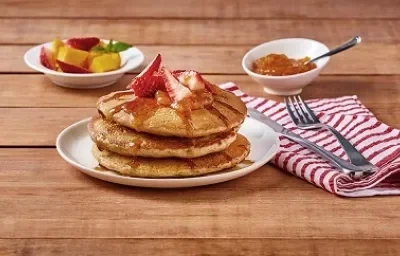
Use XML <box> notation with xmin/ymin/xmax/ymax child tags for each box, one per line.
<box><xmin>24</xmin><ymin>39</ymin><xmax>144</xmax><ymax>78</ymax></box>
<box><xmin>242</xmin><ymin>38</ymin><xmax>330</xmax><ymax>79</ymax></box>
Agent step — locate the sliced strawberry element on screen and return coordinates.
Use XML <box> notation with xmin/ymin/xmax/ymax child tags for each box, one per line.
<box><xmin>203</xmin><ymin>79</ymin><xmax>214</xmax><ymax>93</ymax></box>
<box><xmin>152</xmin><ymin>71</ymin><xmax>166</xmax><ymax>91</ymax></box>
<box><xmin>132</xmin><ymin>76</ymin><xmax>163</xmax><ymax>97</ymax></box>
<box><xmin>40</xmin><ymin>47</ymin><xmax>56</xmax><ymax>70</ymax></box>
<box><xmin>175</xmin><ymin>70</ymin><xmax>205</xmax><ymax>91</ymax></box>
<box><xmin>66</xmin><ymin>37</ymin><xmax>100</xmax><ymax>51</ymax></box>
<box><xmin>162</xmin><ymin>68</ymin><xmax>192</xmax><ymax>102</ymax></box>
<box><xmin>171</xmin><ymin>70</ymin><xmax>185</xmax><ymax>76</ymax></box>
<box><xmin>56</xmin><ymin>60</ymin><xmax>91</xmax><ymax>73</ymax></box>
<box><xmin>128</xmin><ymin>54</ymin><xmax>162</xmax><ymax>89</ymax></box>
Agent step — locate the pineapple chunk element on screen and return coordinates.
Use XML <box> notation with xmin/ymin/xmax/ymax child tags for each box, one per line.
<box><xmin>90</xmin><ymin>53</ymin><xmax>121</xmax><ymax>73</ymax></box>
<box><xmin>57</xmin><ymin>46</ymin><xmax>89</xmax><ymax>67</ymax></box>
<box><xmin>51</xmin><ymin>39</ymin><xmax>64</xmax><ymax>57</ymax></box>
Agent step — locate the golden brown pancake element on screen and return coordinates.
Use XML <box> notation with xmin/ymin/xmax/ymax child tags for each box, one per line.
<box><xmin>97</xmin><ymin>84</ymin><xmax>247</xmax><ymax>138</ymax></box>
<box><xmin>88</xmin><ymin>116</ymin><xmax>238</xmax><ymax>158</ymax></box>
<box><xmin>92</xmin><ymin>134</ymin><xmax>250</xmax><ymax>178</ymax></box>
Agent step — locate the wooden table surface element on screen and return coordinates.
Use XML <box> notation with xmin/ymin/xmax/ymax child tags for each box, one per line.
<box><xmin>1</xmin><ymin>0</ymin><xmax>400</xmax><ymax>255</ymax></box>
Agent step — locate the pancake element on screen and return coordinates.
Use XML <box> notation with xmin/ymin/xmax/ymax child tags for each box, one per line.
<box><xmin>97</xmin><ymin>83</ymin><xmax>247</xmax><ymax>138</ymax></box>
<box><xmin>92</xmin><ymin>134</ymin><xmax>250</xmax><ymax>178</ymax></box>
<box><xmin>88</xmin><ymin>116</ymin><xmax>237</xmax><ymax>158</ymax></box>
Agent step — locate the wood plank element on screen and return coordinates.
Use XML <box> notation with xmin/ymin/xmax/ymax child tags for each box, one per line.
<box><xmin>1</xmin><ymin>74</ymin><xmax>400</xmax><ymax>133</ymax></box>
<box><xmin>0</xmin><ymin>19</ymin><xmax>399</xmax><ymax>45</ymax></box>
<box><xmin>0</xmin><ymin>149</ymin><xmax>400</xmax><ymax>239</ymax></box>
<box><xmin>0</xmin><ymin>149</ymin><xmax>299</xmax><ymax>188</ymax></box>
<box><xmin>1</xmin><ymin>0</ymin><xmax>399</xmax><ymax>19</ymax></box>
<box><xmin>1</xmin><ymin>75</ymin><xmax>400</xmax><ymax>146</ymax></box>
<box><xmin>0</xmin><ymin>108</ymin><xmax>94</xmax><ymax>146</ymax></box>
<box><xmin>1</xmin><ymin>238</ymin><xmax>399</xmax><ymax>256</ymax></box>
<box><xmin>2</xmin><ymin>75</ymin><xmax>400</xmax><ymax>109</ymax></box>
<box><xmin>2</xmin><ymin>44</ymin><xmax>400</xmax><ymax>74</ymax></box>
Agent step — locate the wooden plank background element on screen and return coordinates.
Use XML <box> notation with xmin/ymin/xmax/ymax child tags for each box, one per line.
<box><xmin>1</xmin><ymin>0</ymin><xmax>400</xmax><ymax>255</ymax></box>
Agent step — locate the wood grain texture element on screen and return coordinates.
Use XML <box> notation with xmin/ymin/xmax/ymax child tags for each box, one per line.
<box><xmin>1</xmin><ymin>75</ymin><xmax>400</xmax><ymax>146</ymax></box>
<box><xmin>0</xmin><ymin>108</ymin><xmax>94</xmax><ymax>146</ymax></box>
<box><xmin>1</xmin><ymin>19</ymin><xmax>399</xmax><ymax>45</ymax></box>
<box><xmin>1</xmin><ymin>75</ymin><xmax>400</xmax><ymax>128</ymax></box>
<box><xmin>1</xmin><ymin>0</ymin><xmax>399</xmax><ymax>18</ymax></box>
<box><xmin>3</xmin><ymin>44</ymin><xmax>400</xmax><ymax>75</ymax></box>
<box><xmin>1</xmin><ymin>239</ymin><xmax>400</xmax><ymax>256</ymax></box>
<box><xmin>0</xmin><ymin>149</ymin><xmax>400</xmax><ymax>239</ymax></box>
<box><xmin>1</xmin><ymin>0</ymin><xmax>400</xmax><ymax>253</ymax></box>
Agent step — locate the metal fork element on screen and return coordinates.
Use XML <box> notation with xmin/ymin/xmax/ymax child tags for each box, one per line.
<box><xmin>284</xmin><ymin>95</ymin><xmax>377</xmax><ymax>171</ymax></box>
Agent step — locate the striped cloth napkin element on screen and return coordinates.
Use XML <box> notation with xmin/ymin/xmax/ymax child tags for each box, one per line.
<box><xmin>220</xmin><ymin>83</ymin><xmax>400</xmax><ymax>197</ymax></box>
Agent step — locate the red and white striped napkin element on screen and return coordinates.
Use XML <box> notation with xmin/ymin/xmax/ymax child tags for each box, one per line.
<box><xmin>220</xmin><ymin>83</ymin><xmax>400</xmax><ymax>197</ymax></box>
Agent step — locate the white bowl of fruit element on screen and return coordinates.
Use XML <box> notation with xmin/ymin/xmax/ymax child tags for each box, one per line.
<box><xmin>24</xmin><ymin>37</ymin><xmax>144</xmax><ymax>89</ymax></box>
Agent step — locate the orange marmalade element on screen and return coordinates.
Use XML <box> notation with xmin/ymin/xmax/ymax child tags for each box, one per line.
<box><xmin>252</xmin><ymin>54</ymin><xmax>317</xmax><ymax>76</ymax></box>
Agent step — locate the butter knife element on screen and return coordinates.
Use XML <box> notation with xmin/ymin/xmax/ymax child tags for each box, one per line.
<box><xmin>248</xmin><ymin>108</ymin><xmax>377</xmax><ymax>177</ymax></box>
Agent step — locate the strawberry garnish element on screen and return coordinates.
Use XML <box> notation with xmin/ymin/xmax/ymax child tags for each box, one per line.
<box><xmin>40</xmin><ymin>47</ymin><xmax>56</xmax><ymax>70</ymax></box>
<box><xmin>162</xmin><ymin>68</ymin><xmax>192</xmax><ymax>102</ymax></box>
<box><xmin>66</xmin><ymin>37</ymin><xmax>100</xmax><ymax>51</ymax></box>
<box><xmin>129</xmin><ymin>54</ymin><xmax>162</xmax><ymax>89</ymax></box>
<box><xmin>131</xmin><ymin>75</ymin><xmax>164</xmax><ymax>97</ymax></box>
<box><xmin>130</xmin><ymin>54</ymin><xmax>164</xmax><ymax>97</ymax></box>
<box><xmin>56</xmin><ymin>60</ymin><xmax>91</xmax><ymax>73</ymax></box>
<box><xmin>175</xmin><ymin>70</ymin><xmax>205</xmax><ymax>91</ymax></box>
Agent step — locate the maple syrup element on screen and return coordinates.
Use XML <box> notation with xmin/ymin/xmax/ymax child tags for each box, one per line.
<box><xmin>206</xmin><ymin>105</ymin><xmax>231</xmax><ymax>127</ymax></box>
<box><xmin>185</xmin><ymin>159</ymin><xmax>197</xmax><ymax>170</ymax></box>
<box><xmin>222</xmin><ymin>152</ymin><xmax>233</xmax><ymax>162</ymax></box>
<box><xmin>124</xmin><ymin>98</ymin><xmax>159</xmax><ymax>128</ymax></box>
<box><xmin>128</xmin><ymin>137</ymin><xmax>143</xmax><ymax>155</ymax></box>
<box><xmin>94</xmin><ymin>165</ymin><xmax>108</xmax><ymax>171</ymax></box>
<box><xmin>102</xmin><ymin>90</ymin><xmax>134</xmax><ymax>103</ymax></box>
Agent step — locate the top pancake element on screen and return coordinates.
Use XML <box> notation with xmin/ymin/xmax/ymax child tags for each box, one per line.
<box><xmin>97</xmin><ymin>83</ymin><xmax>247</xmax><ymax>138</ymax></box>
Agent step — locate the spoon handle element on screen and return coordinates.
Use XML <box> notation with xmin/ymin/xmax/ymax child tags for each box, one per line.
<box><xmin>307</xmin><ymin>36</ymin><xmax>362</xmax><ymax>64</ymax></box>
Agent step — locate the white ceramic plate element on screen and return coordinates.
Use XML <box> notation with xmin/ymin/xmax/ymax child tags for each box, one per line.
<box><xmin>24</xmin><ymin>39</ymin><xmax>144</xmax><ymax>89</ymax></box>
<box><xmin>56</xmin><ymin>117</ymin><xmax>279</xmax><ymax>188</ymax></box>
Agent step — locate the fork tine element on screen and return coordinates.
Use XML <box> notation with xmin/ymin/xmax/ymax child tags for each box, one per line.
<box><xmin>284</xmin><ymin>97</ymin><xmax>300</xmax><ymax>125</ymax></box>
<box><xmin>288</xmin><ymin>96</ymin><xmax>306</xmax><ymax>124</ymax></box>
<box><xmin>293</xmin><ymin>96</ymin><xmax>313</xmax><ymax>123</ymax></box>
<box><xmin>297</xmin><ymin>95</ymin><xmax>319</xmax><ymax>122</ymax></box>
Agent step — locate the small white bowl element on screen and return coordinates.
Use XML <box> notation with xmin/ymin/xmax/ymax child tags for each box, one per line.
<box><xmin>24</xmin><ymin>40</ymin><xmax>144</xmax><ymax>89</ymax></box>
<box><xmin>242</xmin><ymin>38</ymin><xmax>330</xmax><ymax>95</ymax></box>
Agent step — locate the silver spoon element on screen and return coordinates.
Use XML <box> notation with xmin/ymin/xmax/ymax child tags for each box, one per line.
<box><xmin>305</xmin><ymin>36</ymin><xmax>362</xmax><ymax>65</ymax></box>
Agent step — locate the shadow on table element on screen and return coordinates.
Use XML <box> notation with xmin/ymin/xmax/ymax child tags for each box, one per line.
<box><xmin>77</xmin><ymin>164</ymin><xmax>306</xmax><ymax>202</ymax></box>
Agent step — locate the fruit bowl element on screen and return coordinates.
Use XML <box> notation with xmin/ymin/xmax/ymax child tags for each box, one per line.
<box><xmin>24</xmin><ymin>39</ymin><xmax>144</xmax><ymax>89</ymax></box>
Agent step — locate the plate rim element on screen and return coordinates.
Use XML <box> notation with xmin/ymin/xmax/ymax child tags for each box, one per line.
<box><xmin>56</xmin><ymin>117</ymin><xmax>280</xmax><ymax>185</ymax></box>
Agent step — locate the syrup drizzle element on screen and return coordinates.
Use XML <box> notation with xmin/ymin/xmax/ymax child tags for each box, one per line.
<box><xmin>215</xmin><ymin>100</ymin><xmax>245</xmax><ymax>116</ymax></box>
<box><xmin>102</xmin><ymin>90</ymin><xmax>133</xmax><ymax>103</ymax></box>
<box><xmin>124</xmin><ymin>98</ymin><xmax>159</xmax><ymax>128</ymax></box>
<box><xmin>185</xmin><ymin>159</ymin><xmax>196</xmax><ymax>170</ymax></box>
<box><xmin>94</xmin><ymin>165</ymin><xmax>108</xmax><ymax>171</ymax></box>
<box><xmin>222</xmin><ymin>152</ymin><xmax>233</xmax><ymax>162</ymax></box>
<box><xmin>128</xmin><ymin>156</ymin><xmax>141</xmax><ymax>169</ymax></box>
<box><xmin>128</xmin><ymin>137</ymin><xmax>143</xmax><ymax>155</ymax></box>
<box><xmin>206</xmin><ymin>105</ymin><xmax>231</xmax><ymax>127</ymax></box>
<box><xmin>176</xmin><ymin>109</ymin><xmax>195</xmax><ymax>137</ymax></box>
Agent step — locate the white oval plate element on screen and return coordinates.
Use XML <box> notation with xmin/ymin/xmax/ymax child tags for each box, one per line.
<box><xmin>24</xmin><ymin>39</ymin><xmax>144</xmax><ymax>89</ymax></box>
<box><xmin>56</xmin><ymin>117</ymin><xmax>279</xmax><ymax>188</ymax></box>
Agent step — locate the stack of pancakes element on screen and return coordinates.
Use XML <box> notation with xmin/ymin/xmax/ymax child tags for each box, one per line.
<box><xmin>88</xmin><ymin>59</ymin><xmax>250</xmax><ymax>178</ymax></box>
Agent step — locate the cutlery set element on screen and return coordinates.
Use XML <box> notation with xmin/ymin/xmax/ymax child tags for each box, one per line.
<box><xmin>248</xmin><ymin>95</ymin><xmax>377</xmax><ymax>178</ymax></box>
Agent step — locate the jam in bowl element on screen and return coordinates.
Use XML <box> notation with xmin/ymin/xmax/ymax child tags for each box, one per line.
<box><xmin>242</xmin><ymin>38</ymin><xmax>330</xmax><ymax>95</ymax></box>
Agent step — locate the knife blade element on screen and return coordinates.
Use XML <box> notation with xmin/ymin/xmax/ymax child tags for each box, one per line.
<box><xmin>247</xmin><ymin>108</ymin><xmax>376</xmax><ymax>177</ymax></box>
